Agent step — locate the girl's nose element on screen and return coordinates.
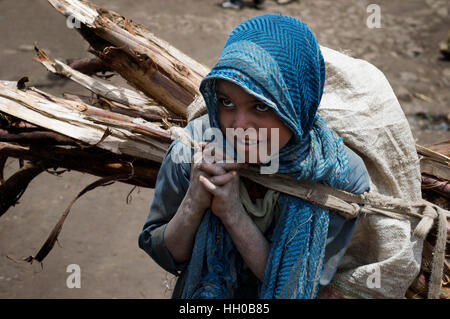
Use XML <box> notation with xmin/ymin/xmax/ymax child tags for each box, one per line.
<box><xmin>232</xmin><ymin>109</ymin><xmax>252</xmax><ymax>130</ymax></box>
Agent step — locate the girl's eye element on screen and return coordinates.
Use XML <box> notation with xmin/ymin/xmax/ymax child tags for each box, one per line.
<box><xmin>219</xmin><ymin>98</ymin><xmax>235</xmax><ymax>108</ymax></box>
<box><xmin>255</xmin><ymin>104</ymin><xmax>270</xmax><ymax>112</ymax></box>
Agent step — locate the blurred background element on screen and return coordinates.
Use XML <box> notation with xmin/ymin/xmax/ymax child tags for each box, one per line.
<box><xmin>0</xmin><ymin>0</ymin><xmax>449</xmax><ymax>298</ymax></box>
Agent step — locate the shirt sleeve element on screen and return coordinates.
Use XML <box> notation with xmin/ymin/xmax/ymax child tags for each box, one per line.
<box><xmin>138</xmin><ymin>115</ymin><xmax>210</xmax><ymax>276</ymax></box>
<box><xmin>138</xmin><ymin>140</ymin><xmax>192</xmax><ymax>276</ymax></box>
<box><xmin>340</xmin><ymin>145</ymin><xmax>371</xmax><ymax>195</ymax></box>
<box><xmin>320</xmin><ymin>145</ymin><xmax>371</xmax><ymax>286</ymax></box>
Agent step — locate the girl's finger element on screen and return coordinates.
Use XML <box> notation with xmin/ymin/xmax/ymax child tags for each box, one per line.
<box><xmin>221</xmin><ymin>163</ymin><xmax>247</xmax><ymax>171</ymax></box>
<box><xmin>198</xmin><ymin>162</ymin><xmax>227</xmax><ymax>176</ymax></box>
<box><xmin>198</xmin><ymin>175</ymin><xmax>218</xmax><ymax>195</ymax></box>
<box><xmin>207</xmin><ymin>146</ymin><xmax>235</xmax><ymax>164</ymax></box>
<box><xmin>192</xmin><ymin>142</ymin><xmax>208</xmax><ymax>163</ymax></box>
<box><xmin>209</xmin><ymin>171</ymin><xmax>237</xmax><ymax>186</ymax></box>
<box><xmin>192</xmin><ymin>151</ymin><xmax>203</xmax><ymax>165</ymax></box>
<box><xmin>198</xmin><ymin>162</ymin><xmax>246</xmax><ymax>176</ymax></box>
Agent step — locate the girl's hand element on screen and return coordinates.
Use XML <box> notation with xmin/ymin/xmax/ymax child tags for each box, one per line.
<box><xmin>187</xmin><ymin>142</ymin><xmax>213</xmax><ymax>213</ymax></box>
<box><xmin>197</xmin><ymin>161</ymin><xmax>246</xmax><ymax>225</ymax></box>
<box><xmin>187</xmin><ymin>142</ymin><xmax>243</xmax><ymax>213</ymax></box>
<box><xmin>196</xmin><ymin>145</ymin><xmax>270</xmax><ymax>281</ymax></box>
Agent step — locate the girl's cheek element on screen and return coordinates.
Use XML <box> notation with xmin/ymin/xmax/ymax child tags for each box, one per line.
<box><xmin>218</xmin><ymin>110</ymin><xmax>230</xmax><ymax>129</ymax></box>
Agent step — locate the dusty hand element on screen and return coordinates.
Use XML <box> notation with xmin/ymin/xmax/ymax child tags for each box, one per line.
<box><xmin>187</xmin><ymin>142</ymin><xmax>214</xmax><ymax>213</ymax></box>
<box><xmin>197</xmin><ymin>150</ymin><xmax>246</xmax><ymax>224</ymax></box>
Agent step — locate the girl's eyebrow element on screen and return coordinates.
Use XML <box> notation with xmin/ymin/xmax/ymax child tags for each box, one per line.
<box><xmin>216</xmin><ymin>89</ymin><xmax>229</xmax><ymax>97</ymax></box>
<box><xmin>216</xmin><ymin>89</ymin><xmax>261</xmax><ymax>103</ymax></box>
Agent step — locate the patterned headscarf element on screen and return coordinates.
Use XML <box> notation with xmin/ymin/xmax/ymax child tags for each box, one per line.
<box><xmin>181</xmin><ymin>14</ymin><xmax>349</xmax><ymax>299</ymax></box>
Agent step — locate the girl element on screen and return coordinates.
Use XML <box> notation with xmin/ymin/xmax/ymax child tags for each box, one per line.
<box><xmin>139</xmin><ymin>14</ymin><xmax>370</xmax><ymax>299</ymax></box>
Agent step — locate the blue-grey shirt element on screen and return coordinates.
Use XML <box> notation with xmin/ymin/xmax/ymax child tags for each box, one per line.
<box><xmin>139</xmin><ymin>115</ymin><xmax>370</xmax><ymax>294</ymax></box>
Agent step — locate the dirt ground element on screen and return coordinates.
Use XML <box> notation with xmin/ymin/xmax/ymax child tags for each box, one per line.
<box><xmin>0</xmin><ymin>0</ymin><xmax>449</xmax><ymax>299</ymax></box>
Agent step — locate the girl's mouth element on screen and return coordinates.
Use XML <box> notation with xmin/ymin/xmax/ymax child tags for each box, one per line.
<box><xmin>236</xmin><ymin>137</ymin><xmax>259</xmax><ymax>146</ymax></box>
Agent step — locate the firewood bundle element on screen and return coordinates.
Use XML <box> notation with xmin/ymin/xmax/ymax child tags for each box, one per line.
<box><xmin>0</xmin><ymin>0</ymin><xmax>448</xmax><ymax>298</ymax></box>
<box><xmin>0</xmin><ymin>0</ymin><xmax>210</xmax><ymax>265</ymax></box>
<box><xmin>0</xmin><ymin>0</ymin><xmax>209</xmax><ymax>218</ymax></box>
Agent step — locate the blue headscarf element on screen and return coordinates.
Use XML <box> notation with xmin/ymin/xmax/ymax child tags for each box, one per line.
<box><xmin>181</xmin><ymin>14</ymin><xmax>349</xmax><ymax>299</ymax></box>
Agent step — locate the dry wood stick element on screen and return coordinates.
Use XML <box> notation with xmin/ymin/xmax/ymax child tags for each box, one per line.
<box><xmin>34</xmin><ymin>46</ymin><xmax>176</xmax><ymax>118</ymax></box>
<box><xmin>47</xmin><ymin>0</ymin><xmax>209</xmax><ymax>116</ymax></box>
<box><xmin>0</xmin><ymin>161</ymin><xmax>45</xmax><ymax>217</ymax></box>
<box><xmin>66</xmin><ymin>57</ymin><xmax>111</xmax><ymax>76</ymax></box>
<box><xmin>0</xmin><ymin>128</ymin><xmax>79</xmax><ymax>146</ymax></box>
<box><xmin>422</xmin><ymin>174</ymin><xmax>450</xmax><ymax>198</ymax></box>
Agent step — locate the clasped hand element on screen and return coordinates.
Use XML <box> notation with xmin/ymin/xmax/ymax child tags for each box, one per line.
<box><xmin>189</xmin><ymin>142</ymin><xmax>246</xmax><ymax>224</ymax></box>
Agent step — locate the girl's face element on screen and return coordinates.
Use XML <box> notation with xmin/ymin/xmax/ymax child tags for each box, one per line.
<box><xmin>216</xmin><ymin>79</ymin><xmax>293</xmax><ymax>163</ymax></box>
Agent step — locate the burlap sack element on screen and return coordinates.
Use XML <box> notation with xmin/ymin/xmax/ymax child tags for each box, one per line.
<box><xmin>318</xmin><ymin>46</ymin><xmax>422</xmax><ymax>298</ymax></box>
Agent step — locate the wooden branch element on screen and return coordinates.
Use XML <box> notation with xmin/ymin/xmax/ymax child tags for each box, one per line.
<box><xmin>408</xmin><ymin>271</ymin><xmax>428</xmax><ymax>298</ymax></box>
<box><xmin>94</xmin><ymin>15</ymin><xmax>202</xmax><ymax>96</ymax></box>
<box><xmin>25</xmin><ymin>172</ymin><xmax>139</xmax><ymax>264</ymax></box>
<box><xmin>0</xmin><ymin>83</ymin><xmax>170</xmax><ymax>163</ymax></box>
<box><xmin>426</xmin><ymin>140</ymin><xmax>450</xmax><ymax>158</ymax></box>
<box><xmin>0</xmin><ymin>161</ymin><xmax>45</xmax><ymax>217</ymax></box>
<box><xmin>0</xmin><ymin>153</ymin><xmax>7</xmax><ymax>184</ymax></box>
<box><xmin>66</xmin><ymin>57</ymin><xmax>111</xmax><ymax>76</ymax></box>
<box><xmin>47</xmin><ymin>0</ymin><xmax>208</xmax><ymax>77</ymax></box>
<box><xmin>89</xmin><ymin>40</ymin><xmax>193</xmax><ymax>116</ymax></box>
<box><xmin>0</xmin><ymin>128</ymin><xmax>79</xmax><ymax>145</ymax></box>
<box><xmin>420</xmin><ymin>158</ymin><xmax>450</xmax><ymax>181</ymax></box>
<box><xmin>34</xmin><ymin>46</ymin><xmax>177</xmax><ymax>118</ymax></box>
<box><xmin>417</xmin><ymin>144</ymin><xmax>450</xmax><ymax>166</ymax></box>
<box><xmin>62</xmin><ymin>93</ymin><xmax>187</xmax><ymax>125</ymax></box>
<box><xmin>422</xmin><ymin>174</ymin><xmax>450</xmax><ymax>199</ymax></box>
<box><xmin>47</xmin><ymin>0</ymin><xmax>210</xmax><ymax>116</ymax></box>
<box><xmin>0</xmin><ymin>142</ymin><xmax>162</xmax><ymax>216</ymax></box>
<box><xmin>0</xmin><ymin>142</ymin><xmax>160</xmax><ymax>188</ymax></box>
